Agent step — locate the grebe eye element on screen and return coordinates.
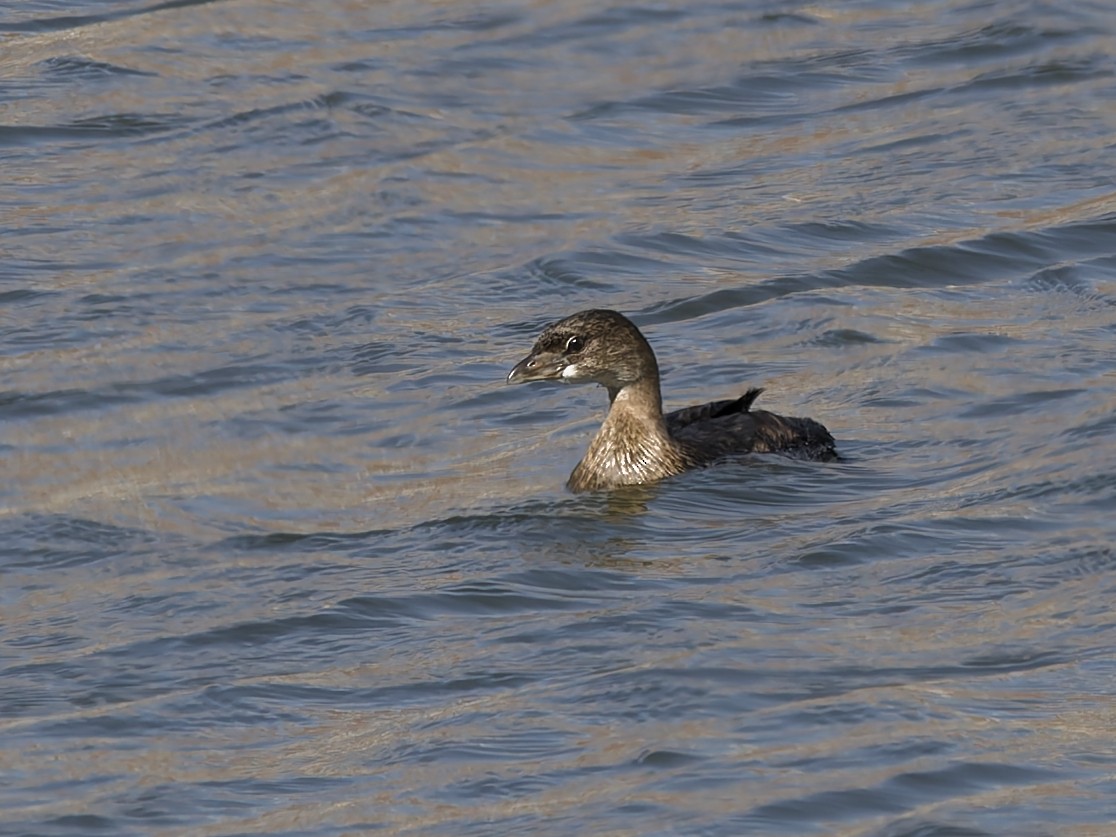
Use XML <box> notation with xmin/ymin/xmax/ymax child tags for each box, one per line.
<box><xmin>565</xmin><ymin>335</ymin><xmax>584</xmax><ymax>353</ymax></box>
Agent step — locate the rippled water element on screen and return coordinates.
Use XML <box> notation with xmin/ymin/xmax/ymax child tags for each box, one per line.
<box><xmin>3</xmin><ymin>0</ymin><xmax>1116</xmax><ymax>834</ymax></box>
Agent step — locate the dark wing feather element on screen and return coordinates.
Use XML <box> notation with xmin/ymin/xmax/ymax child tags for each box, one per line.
<box><xmin>745</xmin><ymin>410</ymin><xmax>838</xmax><ymax>460</ymax></box>
<box><xmin>664</xmin><ymin>387</ymin><xmax>764</xmax><ymax>433</ymax></box>
<box><xmin>666</xmin><ymin>387</ymin><xmax>837</xmax><ymax>462</ymax></box>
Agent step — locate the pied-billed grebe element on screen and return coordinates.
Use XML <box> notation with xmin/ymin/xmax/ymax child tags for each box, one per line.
<box><xmin>507</xmin><ymin>309</ymin><xmax>837</xmax><ymax>492</ymax></box>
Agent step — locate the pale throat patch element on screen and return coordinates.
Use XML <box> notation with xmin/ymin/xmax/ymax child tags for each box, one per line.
<box><xmin>561</xmin><ymin>363</ymin><xmax>580</xmax><ymax>380</ymax></box>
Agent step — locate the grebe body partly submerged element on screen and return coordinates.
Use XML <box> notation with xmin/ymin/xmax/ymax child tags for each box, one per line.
<box><xmin>507</xmin><ymin>309</ymin><xmax>837</xmax><ymax>492</ymax></box>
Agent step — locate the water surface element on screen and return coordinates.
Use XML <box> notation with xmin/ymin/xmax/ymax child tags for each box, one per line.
<box><xmin>3</xmin><ymin>1</ymin><xmax>1116</xmax><ymax>834</ymax></box>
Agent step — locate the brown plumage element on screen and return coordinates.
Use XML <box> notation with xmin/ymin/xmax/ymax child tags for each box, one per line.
<box><xmin>507</xmin><ymin>309</ymin><xmax>837</xmax><ymax>492</ymax></box>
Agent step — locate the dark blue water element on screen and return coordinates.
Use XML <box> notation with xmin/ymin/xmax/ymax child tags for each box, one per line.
<box><xmin>3</xmin><ymin>1</ymin><xmax>1116</xmax><ymax>834</ymax></box>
